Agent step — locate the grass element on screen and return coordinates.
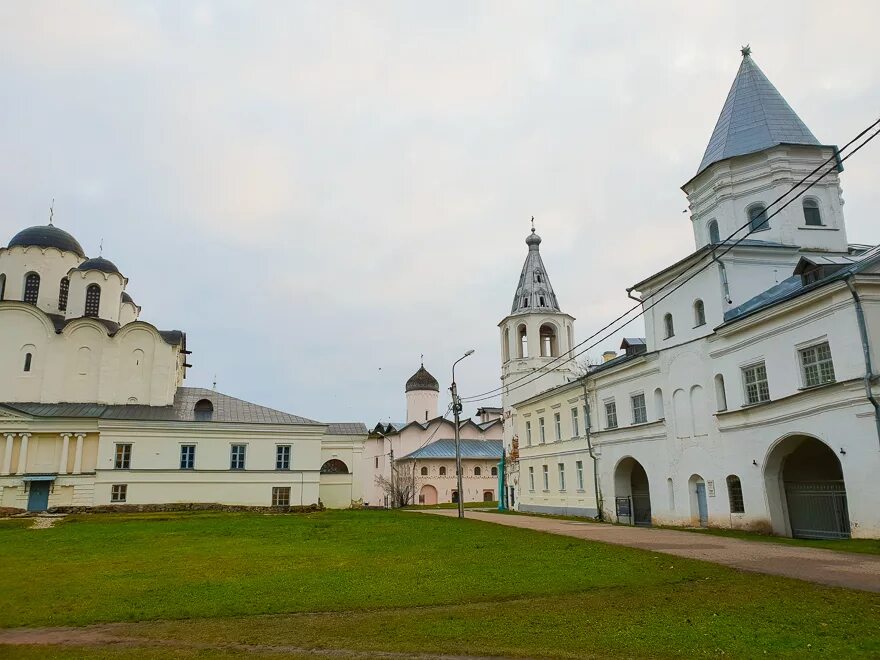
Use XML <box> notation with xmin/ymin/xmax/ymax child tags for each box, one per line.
<box><xmin>403</xmin><ymin>500</ymin><xmax>498</xmax><ymax>509</ymax></box>
<box><xmin>0</xmin><ymin>510</ymin><xmax>878</xmax><ymax>658</ymax></box>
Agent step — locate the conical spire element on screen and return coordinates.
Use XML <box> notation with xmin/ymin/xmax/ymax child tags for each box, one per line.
<box><xmin>696</xmin><ymin>47</ymin><xmax>820</xmax><ymax>176</ymax></box>
<box><xmin>510</xmin><ymin>221</ymin><xmax>561</xmax><ymax>315</ymax></box>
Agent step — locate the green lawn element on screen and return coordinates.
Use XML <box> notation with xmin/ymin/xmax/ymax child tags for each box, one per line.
<box><xmin>0</xmin><ymin>510</ymin><xmax>878</xmax><ymax>658</ymax></box>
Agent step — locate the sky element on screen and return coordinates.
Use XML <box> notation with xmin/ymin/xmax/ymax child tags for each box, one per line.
<box><xmin>1</xmin><ymin>1</ymin><xmax>878</xmax><ymax>424</ymax></box>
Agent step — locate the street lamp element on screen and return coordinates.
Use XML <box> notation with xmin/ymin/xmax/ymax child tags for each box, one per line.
<box><xmin>451</xmin><ymin>349</ymin><xmax>475</xmax><ymax>519</ymax></box>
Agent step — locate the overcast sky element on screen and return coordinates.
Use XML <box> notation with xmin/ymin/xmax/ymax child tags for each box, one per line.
<box><xmin>1</xmin><ymin>1</ymin><xmax>878</xmax><ymax>424</ymax></box>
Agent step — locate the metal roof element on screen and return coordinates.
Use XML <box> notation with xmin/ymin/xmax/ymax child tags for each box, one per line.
<box><xmin>696</xmin><ymin>50</ymin><xmax>822</xmax><ymax>177</ymax></box>
<box><xmin>326</xmin><ymin>422</ymin><xmax>368</xmax><ymax>435</ymax></box>
<box><xmin>2</xmin><ymin>387</ymin><xmax>319</xmax><ymax>426</ymax></box>
<box><xmin>7</xmin><ymin>224</ymin><xmax>86</xmax><ymax>258</ymax></box>
<box><xmin>75</xmin><ymin>256</ymin><xmax>121</xmax><ymax>275</ymax></box>
<box><xmin>405</xmin><ymin>365</ymin><xmax>439</xmax><ymax>392</ymax></box>
<box><xmin>509</xmin><ymin>226</ymin><xmax>562</xmax><ymax>315</ymax></box>
<box><xmin>399</xmin><ymin>439</ymin><xmax>503</xmax><ymax>461</ymax></box>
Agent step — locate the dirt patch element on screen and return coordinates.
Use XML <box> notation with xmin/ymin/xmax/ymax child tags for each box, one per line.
<box><xmin>29</xmin><ymin>515</ymin><xmax>65</xmax><ymax>530</ymax></box>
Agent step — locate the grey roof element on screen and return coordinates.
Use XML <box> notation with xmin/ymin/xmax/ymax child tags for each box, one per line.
<box><xmin>75</xmin><ymin>256</ymin><xmax>121</xmax><ymax>275</ymax></box>
<box><xmin>400</xmin><ymin>439</ymin><xmax>503</xmax><ymax>461</ymax></box>
<box><xmin>621</xmin><ymin>337</ymin><xmax>646</xmax><ymax>346</ymax></box>
<box><xmin>121</xmin><ymin>292</ymin><xmax>135</xmax><ymax>305</ymax></box>
<box><xmin>34</xmin><ymin>311</ymin><xmax>184</xmax><ymax>347</ymax></box>
<box><xmin>696</xmin><ymin>51</ymin><xmax>822</xmax><ymax>177</ymax></box>
<box><xmin>1</xmin><ymin>387</ymin><xmax>319</xmax><ymax>426</ymax></box>
<box><xmin>510</xmin><ymin>227</ymin><xmax>561</xmax><ymax>315</ymax></box>
<box><xmin>327</xmin><ymin>422</ymin><xmax>368</xmax><ymax>435</ymax></box>
<box><xmin>405</xmin><ymin>365</ymin><xmax>439</xmax><ymax>392</ymax></box>
<box><xmin>7</xmin><ymin>224</ymin><xmax>86</xmax><ymax>258</ymax></box>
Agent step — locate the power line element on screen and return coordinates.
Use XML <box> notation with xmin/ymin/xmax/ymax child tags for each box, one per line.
<box><xmin>462</xmin><ymin>117</ymin><xmax>880</xmax><ymax>404</ymax></box>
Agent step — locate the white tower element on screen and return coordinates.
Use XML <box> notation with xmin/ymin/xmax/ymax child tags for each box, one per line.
<box><xmin>405</xmin><ymin>362</ymin><xmax>439</xmax><ymax>423</ymax></box>
<box><xmin>498</xmin><ymin>225</ymin><xmax>576</xmax><ymax>470</ymax></box>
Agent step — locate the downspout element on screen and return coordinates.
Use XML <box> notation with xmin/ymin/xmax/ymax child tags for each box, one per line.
<box><xmin>845</xmin><ymin>277</ymin><xmax>880</xmax><ymax>448</ymax></box>
<box><xmin>581</xmin><ymin>376</ymin><xmax>603</xmax><ymax>520</ymax></box>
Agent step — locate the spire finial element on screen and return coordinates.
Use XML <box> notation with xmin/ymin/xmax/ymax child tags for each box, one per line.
<box><xmin>531</xmin><ymin>216</ymin><xmax>535</xmax><ymax>233</ymax></box>
<box><xmin>212</xmin><ymin>374</ymin><xmax>217</xmax><ymax>390</ymax></box>
<box><xmin>741</xmin><ymin>44</ymin><xmax>751</xmax><ymax>58</ymax></box>
<box><xmin>48</xmin><ymin>198</ymin><xmax>55</xmax><ymax>226</ymax></box>
<box><xmin>420</xmin><ymin>353</ymin><xmax>424</xmax><ymax>367</ymax></box>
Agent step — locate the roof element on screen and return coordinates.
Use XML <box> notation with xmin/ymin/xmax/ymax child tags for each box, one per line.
<box><xmin>695</xmin><ymin>50</ymin><xmax>823</xmax><ymax>177</ymax></box>
<box><xmin>7</xmin><ymin>225</ymin><xmax>86</xmax><ymax>258</ymax></box>
<box><xmin>327</xmin><ymin>422</ymin><xmax>368</xmax><ymax>435</ymax></box>
<box><xmin>33</xmin><ymin>311</ymin><xmax>184</xmax><ymax>347</ymax></box>
<box><xmin>75</xmin><ymin>257</ymin><xmax>121</xmax><ymax>275</ymax></box>
<box><xmin>405</xmin><ymin>365</ymin><xmax>439</xmax><ymax>392</ymax></box>
<box><xmin>509</xmin><ymin>226</ymin><xmax>562</xmax><ymax>315</ymax></box>
<box><xmin>620</xmin><ymin>337</ymin><xmax>646</xmax><ymax>347</ymax></box>
<box><xmin>1</xmin><ymin>387</ymin><xmax>319</xmax><ymax>426</ymax></box>
<box><xmin>399</xmin><ymin>439</ymin><xmax>503</xmax><ymax>461</ymax></box>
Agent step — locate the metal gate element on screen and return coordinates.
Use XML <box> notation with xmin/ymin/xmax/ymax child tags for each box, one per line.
<box><xmin>784</xmin><ymin>481</ymin><xmax>851</xmax><ymax>540</ymax></box>
<box><xmin>632</xmin><ymin>491</ymin><xmax>652</xmax><ymax>527</ymax></box>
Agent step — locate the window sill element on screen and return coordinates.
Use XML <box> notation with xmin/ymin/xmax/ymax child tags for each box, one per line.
<box><xmin>740</xmin><ymin>399</ymin><xmax>772</xmax><ymax>409</ymax></box>
<box><xmin>797</xmin><ymin>380</ymin><xmax>837</xmax><ymax>392</ymax></box>
<box><xmin>798</xmin><ymin>225</ymin><xmax>837</xmax><ymax>231</ymax></box>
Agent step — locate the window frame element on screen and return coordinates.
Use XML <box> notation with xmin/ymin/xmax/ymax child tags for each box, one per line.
<box><xmin>23</xmin><ymin>272</ymin><xmax>40</xmax><ymax>305</ymax></box>
<box><xmin>630</xmin><ymin>392</ymin><xmax>647</xmax><ymax>425</ymax></box>
<box><xmin>179</xmin><ymin>444</ymin><xmax>196</xmax><ymax>470</ymax></box>
<box><xmin>663</xmin><ymin>313</ymin><xmax>674</xmax><ymax>339</ymax></box>
<box><xmin>271</xmin><ymin>486</ymin><xmax>291</xmax><ymax>507</ymax></box>
<box><xmin>553</xmin><ymin>412</ymin><xmax>561</xmax><ymax>441</ymax></box>
<box><xmin>748</xmin><ymin>203</ymin><xmax>769</xmax><ymax>232</ymax></box>
<box><xmin>528</xmin><ymin>466</ymin><xmax>535</xmax><ymax>491</ymax></box>
<box><xmin>707</xmin><ymin>219</ymin><xmax>720</xmax><ymax>244</ymax></box>
<box><xmin>114</xmin><ymin>443</ymin><xmax>132</xmax><ymax>470</ymax></box>
<box><xmin>538</xmin><ymin>417</ymin><xmax>545</xmax><ymax>444</ymax></box>
<box><xmin>741</xmin><ymin>361</ymin><xmax>770</xmax><ymax>405</ymax></box>
<box><xmin>799</xmin><ymin>341</ymin><xmax>835</xmax><ymax>389</ymax></box>
<box><xmin>693</xmin><ymin>299</ymin><xmax>706</xmax><ymax>327</ymax></box>
<box><xmin>84</xmin><ymin>283</ymin><xmax>101</xmax><ymax>318</ymax></box>
<box><xmin>570</xmin><ymin>407</ymin><xmax>580</xmax><ymax>438</ymax></box>
<box><xmin>576</xmin><ymin>460</ymin><xmax>585</xmax><ymax>491</ymax></box>
<box><xmin>525</xmin><ymin>420</ymin><xmax>532</xmax><ymax>446</ymax></box>
<box><xmin>275</xmin><ymin>444</ymin><xmax>291</xmax><ymax>471</ymax></box>
<box><xmin>557</xmin><ymin>463</ymin><xmax>566</xmax><ymax>491</ymax></box>
<box><xmin>604</xmin><ymin>399</ymin><xmax>618</xmax><ymax>429</ymax></box>
<box><xmin>541</xmin><ymin>464</ymin><xmax>549</xmax><ymax>491</ymax></box>
<box><xmin>727</xmin><ymin>475</ymin><xmax>745</xmax><ymax>514</ymax></box>
<box><xmin>230</xmin><ymin>444</ymin><xmax>247</xmax><ymax>470</ymax></box>
<box><xmin>58</xmin><ymin>277</ymin><xmax>70</xmax><ymax>312</ymax></box>
<box><xmin>111</xmin><ymin>484</ymin><xmax>127</xmax><ymax>503</ymax></box>
<box><xmin>802</xmin><ymin>198</ymin><xmax>823</xmax><ymax>226</ymax></box>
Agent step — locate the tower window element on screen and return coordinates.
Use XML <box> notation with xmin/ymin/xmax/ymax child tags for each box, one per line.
<box><xmin>707</xmin><ymin>220</ymin><xmax>720</xmax><ymax>244</ymax></box>
<box><xmin>23</xmin><ymin>352</ymin><xmax>33</xmax><ymax>372</ymax></box>
<box><xmin>522</xmin><ymin>297</ymin><xmax>529</xmax><ymax>308</ymax></box>
<box><xmin>693</xmin><ymin>299</ymin><xmax>706</xmax><ymax>327</ymax></box>
<box><xmin>84</xmin><ymin>284</ymin><xmax>101</xmax><ymax>317</ymax></box>
<box><xmin>58</xmin><ymin>277</ymin><xmax>70</xmax><ymax>312</ymax></box>
<box><xmin>803</xmin><ymin>199</ymin><xmax>823</xmax><ymax>226</ymax></box>
<box><xmin>0</xmin><ymin>273</ymin><xmax>5</xmax><ymax>301</ymax></box>
<box><xmin>23</xmin><ymin>272</ymin><xmax>40</xmax><ymax>305</ymax></box>
<box><xmin>663</xmin><ymin>313</ymin><xmax>674</xmax><ymax>339</ymax></box>
<box><xmin>748</xmin><ymin>203</ymin><xmax>769</xmax><ymax>232</ymax></box>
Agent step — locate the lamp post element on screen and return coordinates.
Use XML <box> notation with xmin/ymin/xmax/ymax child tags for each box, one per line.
<box><xmin>451</xmin><ymin>349</ymin><xmax>475</xmax><ymax>519</ymax></box>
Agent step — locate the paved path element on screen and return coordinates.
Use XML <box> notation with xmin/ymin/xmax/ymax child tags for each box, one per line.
<box><xmin>422</xmin><ymin>510</ymin><xmax>880</xmax><ymax>592</ymax></box>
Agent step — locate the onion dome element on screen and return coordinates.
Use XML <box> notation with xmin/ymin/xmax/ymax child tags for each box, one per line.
<box><xmin>75</xmin><ymin>257</ymin><xmax>121</xmax><ymax>275</ymax></box>
<box><xmin>525</xmin><ymin>227</ymin><xmax>542</xmax><ymax>248</ymax></box>
<box><xmin>405</xmin><ymin>365</ymin><xmax>440</xmax><ymax>393</ymax></box>
<box><xmin>7</xmin><ymin>225</ymin><xmax>86</xmax><ymax>258</ymax></box>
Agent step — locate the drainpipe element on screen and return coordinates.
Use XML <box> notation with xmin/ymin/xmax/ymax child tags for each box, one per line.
<box><xmin>845</xmin><ymin>277</ymin><xmax>880</xmax><ymax>448</ymax></box>
<box><xmin>581</xmin><ymin>376</ymin><xmax>603</xmax><ymax>520</ymax></box>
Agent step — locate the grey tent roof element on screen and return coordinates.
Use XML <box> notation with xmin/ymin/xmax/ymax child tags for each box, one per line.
<box><xmin>510</xmin><ymin>227</ymin><xmax>561</xmax><ymax>315</ymax></box>
<box><xmin>2</xmin><ymin>387</ymin><xmax>319</xmax><ymax>425</ymax></box>
<box><xmin>400</xmin><ymin>439</ymin><xmax>503</xmax><ymax>460</ymax></box>
<box><xmin>696</xmin><ymin>50</ymin><xmax>822</xmax><ymax>177</ymax></box>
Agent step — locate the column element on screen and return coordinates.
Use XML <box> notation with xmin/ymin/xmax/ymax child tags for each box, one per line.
<box><xmin>59</xmin><ymin>433</ymin><xmax>71</xmax><ymax>475</ymax></box>
<box><xmin>2</xmin><ymin>434</ymin><xmax>14</xmax><ymax>475</ymax></box>
<box><xmin>73</xmin><ymin>433</ymin><xmax>85</xmax><ymax>474</ymax></box>
<box><xmin>17</xmin><ymin>433</ymin><xmax>30</xmax><ymax>475</ymax></box>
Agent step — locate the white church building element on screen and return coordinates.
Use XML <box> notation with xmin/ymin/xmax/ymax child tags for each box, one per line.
<box><xmin>502</xmin><ymin>49</ymin><xmax>880</xmax><ymax>539</ymax></box>
<box><xmin>0</xmin><ymin>223</ymin><xmax>366</xmax><ymax>512</ymax></box>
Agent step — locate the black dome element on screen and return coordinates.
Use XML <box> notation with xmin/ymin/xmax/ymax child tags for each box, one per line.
<box><xmin>7</xmin><ymin>225</ymin><xmax>85</xmax><ymax>258</ymax></box>
<box><xmin>75</xmin><ymin>257</ymin><xmax>121</xmax><ymax>275</ymax></box>
<box><xmin>405</xmin><ymin>365</ymin><xmax>440</xmax><ymax>393</ymax></box>
<box><xmin>121</xmin><ymin>292</ymin><xmax>135</xmax><ymax>304</ymax></box>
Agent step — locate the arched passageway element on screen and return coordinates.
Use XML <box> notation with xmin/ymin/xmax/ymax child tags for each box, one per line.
<box><xmin>419</xmin><ymin>484</ymin><xmax>438</xmax><ymax>505</ymax></box>
<box><xmin>764</xmin><ymin>435</ymin><xmax>850</xmax><ymax>539</ymax></box>
<box><xmin>614</xmin><ymin>457</ymin><xmax>652</xmax><ymax>526</ymax></box>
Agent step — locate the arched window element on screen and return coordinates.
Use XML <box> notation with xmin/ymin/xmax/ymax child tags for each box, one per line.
<box><xmin>58</xmin><ymin>277</ymin><xmax>70</xmax><ymax>312</ymax></box>
<box><xmin>194</xmin><ymin>398</ymin><xmax>214</xmax><ymax>420</ymax></box>
<box><xmin>707</xmin><ymin>220</ymin><xmax>720</xmax><ymax>244</ymax></box>
<box><xmin>726</xmin><ymin>475</ymin><xmax>745</xmax><ymax>513</ymax></box>
<box><xmin>420</xmin><ymin>466</ymin><xmax>428</xmax><ymax>476</ymax></box>
<box><xmin>663</xmin><ymin>313</ymin><xmax>674</xmax><ymax>339</ymax></box>
<box><xmin>714</xmin><ymin>374</ymin><xmax>727</xmax><ymax>412</ymax></box>
<box><xmin>748</xmin><ymin>203</ymin><xmax>769</xmax><ymax>232</ymax></box>
<box><xmin>803</xmin><ymin>199</ymin><xmax>822</xmax><ymax>226</ymax></box>
<box><xmin>474</xmin><ymin>466</ymin><xmax>482</xmax><ymax>476</ymax></box>
<box><xmin>439</xmin><ymin>466</ymin><xmax>447</xmax><ymax>476</ymax></box>
<box><xmin>23</xmin><ymin>272</ymin><xmax>40</xmax><ymax>305</ymax></box>
<box><xmin>23</xmin><ymin>352</ymin><xmax>33</xmax><ymax>372</ymax></box>
<box><xmin>84</xmin><ymin>284</ymin><xmax>101</xmax><ymax>317</ymax></box>
<box><xmin>491</xmin><ymin>466</ymin><xmax>498</xmax><ymax>476</ymax></box>
<box><xmin>693</xmin><ymin>299</ymin><xmax>706</xmax><ymax>327</ymax></box>
<box><xmin>539</xmin><ymin>324</ymin><xmax>558</xmax><ymax>357</ymax></box>
<box><xmin>517</xmin><ymin>325</ymin><xmax>528</xmax><ymax>358</ymax></box>
<box><xmin>0</xmin><ymin>273</ymin><xmax>5</xmax><ymax>301</ymax></box>
<box><xmin>320</xmin><ymin>459</ymin><xmax>349</xmax><ymax>474</ymax></box>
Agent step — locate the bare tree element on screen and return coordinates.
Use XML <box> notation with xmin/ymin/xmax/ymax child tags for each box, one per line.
<box><xmin>570</xmin><ymin>353</ymin><xmax>601</xmax><ymax>378</ymax></box>
<box><xmin>375</xmin><ymin>460</ymin><xmax>417</xmax><ymax>508</ymax></box>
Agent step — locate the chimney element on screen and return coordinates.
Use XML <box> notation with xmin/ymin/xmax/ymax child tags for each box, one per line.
<box><xmin>602</xmin><ymin>351</ymin><xmax>617</xmax><ymax>363</ymax></box>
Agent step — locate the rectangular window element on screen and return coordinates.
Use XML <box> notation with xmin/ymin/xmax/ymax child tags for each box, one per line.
<box><xmin>631</xmin><ymin>393</ymin><xmax>647</xmax><ymax>425</ymax></box>
<box><xmin>742</xmin><ymin>362</ymin><xmax>770</xmax><ymax>405</ymax></box>
<box><xmin>111</xmin><ymin>484</ymin><xmax>127</xmax><ymax>503</ymax></box>
<box><xmin>528</xmin><ymin>466</ymin><xmax>535</xmax><ymax>491</ymax></box>
<box><xmin>180</xmin><ymin>445</ymin><xmax>196</xmax><ymax>470</ymax></box>
<box><xmin>114</xmin><ymin>444</ymin><xmax>131</xmax><ymax>469</ymax></box>
<box><xmin>576</xmin><ymin>460</ymin><xmax>584</xmax><ymax>490</ymax></box>
<box><xmin>542</xmin><ymin>464</ymin><xmax>549</xmax><ymax>491</ymax></box>
<box><xmin>526</xmin><ymin>421</ymin><xmax>532</xmax><ymax>446</ymax></box>
<box><xmin>539</xmin><ymin>417</ymin><xmax>545</xmax><ymax>444</ymax></box>
<box><xmin>272</xmin><ymin>486</ymin><xmax>291</xmax><ymax>507</ymax></box>
<box><xmin>604</xmin><ymin>400</ymin><xmax>618</xmax><ymax>429</ymax></box>
<box><xmin>800</xmin><ymin>342</ymin><xmax>835</xmax><ymax>388</ymax></box>
<box><xmin>276</xmin><ymin>445</ymin><xmax>291</xmax><ymax>470</ymax></box>
<box><xmin>571</xmin><ymin>408</ymin><xmax>580</xmax><ymax>438</ymax></box>
<box><xmin>554</xmin><ymin>412</ymin><xmax>562</xmax><ymax>441</ymax></box>
<box><xmin>230</xmin><ymin>444</ymin><xmax>247</xmax><ymax>470</ymax></box>
<box><xmin>375</xmin><ymin>456</ymin><xmax>379</xmax><ymax>469</ymax></box>
<box><xmin>558</xmin><ymin>463</ymin><xmax>566</xmax><ymax>491</ymax></box>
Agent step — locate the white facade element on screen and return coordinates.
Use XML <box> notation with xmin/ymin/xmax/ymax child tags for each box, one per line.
<box><xmin>506</xmin><ymin>50</ymin><xmax>880</xmax><ymax>539</ymax></box>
